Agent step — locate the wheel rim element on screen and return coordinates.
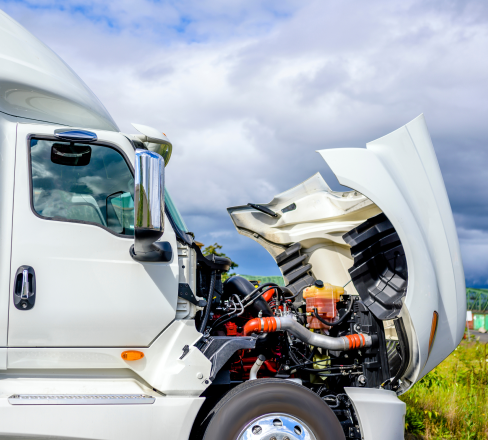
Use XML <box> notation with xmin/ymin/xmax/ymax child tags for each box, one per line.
<box><xmin>237</xmin><ymin>413</ymin><xmax>317</xmax><ymax>440</ymax></box>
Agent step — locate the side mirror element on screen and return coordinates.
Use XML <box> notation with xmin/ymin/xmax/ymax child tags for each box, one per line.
<box><xmin>130</xmin><ymin>149</ymin><xmax>172</xmax><ymax>262</ymax></box>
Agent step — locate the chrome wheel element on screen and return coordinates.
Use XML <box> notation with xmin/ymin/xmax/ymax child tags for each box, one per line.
<box><xmin>237</xmin><ymin>413</ymin><xmax>317</xmax><ymax>440</ymax></box>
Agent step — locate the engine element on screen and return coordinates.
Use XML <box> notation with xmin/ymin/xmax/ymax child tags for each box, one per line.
<box><xmin>191</xmin><ymin>214</ymin><xmax>408</xmax><ymax>440</ymax></box>
<box><xmin>192</xmin><ymin>273</ymin><xmax>391</xmax><ymax>437</ymax></box>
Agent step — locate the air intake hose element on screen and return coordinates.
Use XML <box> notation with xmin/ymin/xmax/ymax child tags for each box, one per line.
<box><xmin>243</xmin><ymin>316</ymin><xmax>372</xmax><ymax>351</ymax></box>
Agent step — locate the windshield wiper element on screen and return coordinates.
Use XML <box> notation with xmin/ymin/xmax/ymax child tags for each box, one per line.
<box><xmin>247</xmin><ymin>203</ymin><xmax>279</xmax><ymax>218</ymax></box>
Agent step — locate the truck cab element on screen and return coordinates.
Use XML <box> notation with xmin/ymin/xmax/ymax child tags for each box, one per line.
<box><xmin>0</xmin><ymin>10</ymin><xmax>466</xmax><ymax>440</ymax></box>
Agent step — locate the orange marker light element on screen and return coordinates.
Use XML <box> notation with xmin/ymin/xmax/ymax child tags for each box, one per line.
<box><xmin>428</xmin><ymin>311</ymin><xmax>439</xmax><ymax>356</ymax></box>
<box><xmin>121</xmin><ymin>351</ymin><xmax>144</xmax><ymax>361</ymax></box>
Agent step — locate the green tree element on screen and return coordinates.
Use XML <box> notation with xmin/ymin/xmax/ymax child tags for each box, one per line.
<box><xmin>202</xmin><ymin>242</ymin><xmax>238</xmax><ymax>281</ymax></box>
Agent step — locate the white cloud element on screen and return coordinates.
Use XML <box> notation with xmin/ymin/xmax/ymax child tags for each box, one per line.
<box><xmin>459</xmin><ymin>228</ymin><xmax>488</xmax><ymax>286</ymax></box>
<box><xmin>2</xmin><ymin>0</ymin><xmax>488</xmax><ymax>280</ymax></box>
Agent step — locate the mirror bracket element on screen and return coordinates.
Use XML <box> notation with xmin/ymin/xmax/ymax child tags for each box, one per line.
<box><xmin>130</xmin><ymin>241</ymin><xmax>172</xmax><ymax>262</ymax></box>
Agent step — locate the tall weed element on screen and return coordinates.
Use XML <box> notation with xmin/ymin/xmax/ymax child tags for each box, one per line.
<box><xmin>400</xmin><ymin>340</ymin><xmax>488</xmax><ymax>439</ymax></box>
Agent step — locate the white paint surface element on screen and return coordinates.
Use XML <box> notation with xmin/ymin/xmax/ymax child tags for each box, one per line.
<box><xmin>9</xmin><ymin>123</ymin><xmax>179</xmax><ymax>347</ymax></box>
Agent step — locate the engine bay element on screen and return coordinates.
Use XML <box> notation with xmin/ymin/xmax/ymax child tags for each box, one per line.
<box><xmin>189</xmin><ymin>213</ymin><xmax>409</xmax><ymax>439</ymax></box>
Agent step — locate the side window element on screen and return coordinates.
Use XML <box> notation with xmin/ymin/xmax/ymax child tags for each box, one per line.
<box><xmin>30</xmin><ymin>138</ymin><xmax>135</xmax><ymax>236</ymax></box>
<box><xmin>165</xmin><ymin>189</ymin><xmax>189</xmax><ymax>233</ymax></box>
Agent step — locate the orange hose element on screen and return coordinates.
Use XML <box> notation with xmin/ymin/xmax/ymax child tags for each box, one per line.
<box><xmin>243</xmin><ymin>317</ymin><xmax>368</xmax><ymax>351</ymax></box>
<box><xmin>243</xmin><ymin>317</ymin><xmax>278</xmax><ymax>336</ymax></box>
<box><xmin>262</xmin><ymin>288</ymin><xmax>276</xmax><ymax>302</ymax></box>
<box><xmin>264</xmin><ymin>360</ymin><xmax>278</xmax><ymax>372</ymax></box>
<box><xmin>345</xmin><ymin>333</ymin><xmax>366</xmax><ymax>349</ymax></box>
<box><xmin>243</xmin><ymin>318</ymin><xmax>260</xmax><ymax>336</ymax></box>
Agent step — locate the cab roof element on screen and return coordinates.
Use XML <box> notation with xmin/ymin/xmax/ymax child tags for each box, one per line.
<box><xmin>0</xmin><ymin>10</ymin><xmax>118</xmax><ymax>131</ymax></box>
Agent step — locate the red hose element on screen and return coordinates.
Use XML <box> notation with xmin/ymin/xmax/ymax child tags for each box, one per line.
<box><xmin>264</xmin><ymin>360</ymin><xmax>278</xmax><ymax>372</ymax></box>
<box><xmin>262</xmin><ymin>288</ymin><xmax>276</xmax><ymax>302</ymax></box>
<box><xmin>345</xmin><ymin>333</ymin><xmax>366</xmax><ymax>349</ymax></box>
<box><xmin>243</xmin><ymin>317</ymin><xmax>278</xmax><ymax>336</ymax></box>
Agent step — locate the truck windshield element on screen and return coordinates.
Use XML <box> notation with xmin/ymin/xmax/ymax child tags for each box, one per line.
<box><xmin>165</xmin><ymin>189</ymin><xmax>189</xmax><ymax>233</ymax></box>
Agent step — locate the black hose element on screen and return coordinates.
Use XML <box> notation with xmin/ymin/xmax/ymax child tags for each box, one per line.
<box><xmin>288</xmin><ymin>361</ymin><xmax>358</xmax><ymax>370</ymax></box>
<box><xmin>199</xmin><ymin>270</ymin><xmax>216</xmax><ymax>333</ymax></box>
<box><xmin>292</xmin><ymin>307</ymin><xmax>307</xmax><ymax>325</ymax></box>
<box><xmin>288</xmin><ymin>362</ymin><xmax>353</xmax><ymax>375</ymax></box>
<box><xmin>390</xmin><ymin>317</ymin><xmax>410</xmax><ymax>390</ymax></box>
<box><xmin>208</xmin><ymin>283</ymin><xmax>280</xmax><ymax>334</ymax></box>
<box><xmin>209</xmin><ymin>312</ymin><xmax>239</xmax><ymax>332</ymax></box>
<box><xmin>244</xmin><ymin>283</ymin><xmax>279</xmax><ymax>304</ymax></box>
<box><xmin>313</xmin><ymin>372</ymin><xmax>347</xmax><ymax>377</ymax></box>
<box><xmin>248</xmin><ymin>286</ymin><xmax>276</xmax><ymax>305</ymax></box>
<box><xmin>313</xmin><ymin>295</ymin><xmax>355</xmax><ymax>327</ymax></box>
<box><xmin>283</xmin><ymin>288</ymin><xmax>303</xmax><ymax>300</ymax></box>
<box><xmin>299</xmin><ymin>366</ymin><xmax>360</xmax><ymax>373</ymax></box>
<box><xmin>288</xmin><ymin>344</ymin><xmax>315</xmax><ymax>368</ymax></box>
<box><xmin>242</xmin><ymin>283</ymin><xmax>296</xmax><ymax>307</ymax></box>
<box><xmin>288</xmin><ymin>348</ymin><xmax>359</xmax><ymax>372</ymax></box>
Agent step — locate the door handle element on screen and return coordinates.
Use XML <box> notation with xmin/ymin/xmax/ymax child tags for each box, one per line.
<box><xmin>14</xmin><ymin>266</ymin><xmax>36</xmax><ymax>310</ymax></box>
<box><xmin>21</xmin><ymin>269</ymin><xmax>29</xmax><ymax>299</ymax></box>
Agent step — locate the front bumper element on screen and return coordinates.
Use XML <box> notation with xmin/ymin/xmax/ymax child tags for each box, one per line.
<box><xmin>345</xmin><ymin>387</ymin><xmax>405</xmax><ymax>440</ymax></box>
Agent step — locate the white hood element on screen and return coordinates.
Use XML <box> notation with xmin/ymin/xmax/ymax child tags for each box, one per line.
<box><xmin>228</xmin><ymin>115</ymin><xmax>466</xmax><ymax>392</ymax></box>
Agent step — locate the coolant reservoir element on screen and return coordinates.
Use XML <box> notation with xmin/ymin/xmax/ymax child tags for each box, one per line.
<box><xmin>303</xmin><ymin>280</ymin><xmax>344</xmax><ymax>329</ymax></box>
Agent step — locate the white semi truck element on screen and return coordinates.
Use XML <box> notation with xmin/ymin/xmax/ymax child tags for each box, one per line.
<box><xmin>0</xmin><ymin>9</ymin><xmax>466</xmax><ymax>440</ymax></box>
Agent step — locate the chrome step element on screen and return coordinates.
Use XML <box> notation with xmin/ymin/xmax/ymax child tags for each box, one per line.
<box><xmin>8</xmin><ymin>394</ymin><xmax>155</xmax><ymax>405</ymax></box>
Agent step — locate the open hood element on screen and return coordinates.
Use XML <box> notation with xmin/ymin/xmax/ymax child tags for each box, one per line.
<box><xmin>228</xmin><ymin>115</ymin><xmax>465</xmax><ymax>392</ymax></box>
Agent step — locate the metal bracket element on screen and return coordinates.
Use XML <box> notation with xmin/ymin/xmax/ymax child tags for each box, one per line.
<box><xmin>178</xmin><ymin>283</ymin><xmax>207</xmax><ymax>307</ymax></box>
<box><xmin>200</xmin><ymin>336</ymin><xmax>257</xmax><ymax>381</ymax></box>
<box><xmin>179</xmin><ymin>345</ymin><xmax>190</xmax><ymax>360</ymax></box>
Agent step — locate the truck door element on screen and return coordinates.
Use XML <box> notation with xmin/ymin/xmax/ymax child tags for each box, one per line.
<box><xmin>8</xmin><ymin>124</ymin><xmax>179</xmax><ymax>347</ymax></box>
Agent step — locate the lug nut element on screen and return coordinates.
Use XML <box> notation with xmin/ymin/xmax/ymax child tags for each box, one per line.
<box><xmin>252</xmin><ymin>425</ymin><xmax>262</xmax><ymax>435</ymax></box>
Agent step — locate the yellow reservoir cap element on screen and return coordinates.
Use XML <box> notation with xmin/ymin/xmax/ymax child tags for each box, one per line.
<box><xmin>121</xmin><ymin>351</ymin><xmax>144</xmax><ymax>361</ymax></box>
<box><xmin>303</xmin><ymin>282</ymin><xmax>343</xmax><ymax>300</ymax></box>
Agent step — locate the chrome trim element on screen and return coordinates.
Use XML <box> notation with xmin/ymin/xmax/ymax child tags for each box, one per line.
<box><xmin>20</xmin><ymin>269</ymin><xmax>29</xmax><ymax>299</ymax></box>
<box><xmin>237</xmin><ymin>413</ymin><xmax>316</xmax><ymax>440</ymax></box>
<box><xmin>133</xmin><ymin>149</ymin><xmax>165</xmax><ymax>255</ymax></box>
<box><xmin>8</xmin><ymin>394</ymin><xmax>155</xmax><ymax>405</ymax></box>
<box><xmin>276</xmin><ymin>316</ymin><xmax>372</xmax><ymax>351</ymax></box>
<box><xmin>54</xmin><ymin>129</ymin><xmax>97</xmax><ymax>142</ymax></box>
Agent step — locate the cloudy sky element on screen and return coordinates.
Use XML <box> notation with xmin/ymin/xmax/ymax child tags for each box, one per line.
<box><xmin>2</xmin><ymin>0</ymin><xmax>487</xmax><ymax>286</ymax></box>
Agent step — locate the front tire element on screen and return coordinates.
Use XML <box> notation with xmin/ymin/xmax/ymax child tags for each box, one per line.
<box><xmin>198</xmin><ymin>379</ymin><xmax>346</xmax><ymax>440</ymax></box>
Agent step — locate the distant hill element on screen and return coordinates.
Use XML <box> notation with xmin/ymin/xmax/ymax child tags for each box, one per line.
<box><xmin>238</xmin><ymin>274</ymin><xmax>285</xmax><ymax>286</ymax></box>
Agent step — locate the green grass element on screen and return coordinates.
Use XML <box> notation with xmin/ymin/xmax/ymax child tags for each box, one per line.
<box><xmin>400</xmin><ymin>339</ymin><xmax>488</xmax><ymax>439</ymax></box>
